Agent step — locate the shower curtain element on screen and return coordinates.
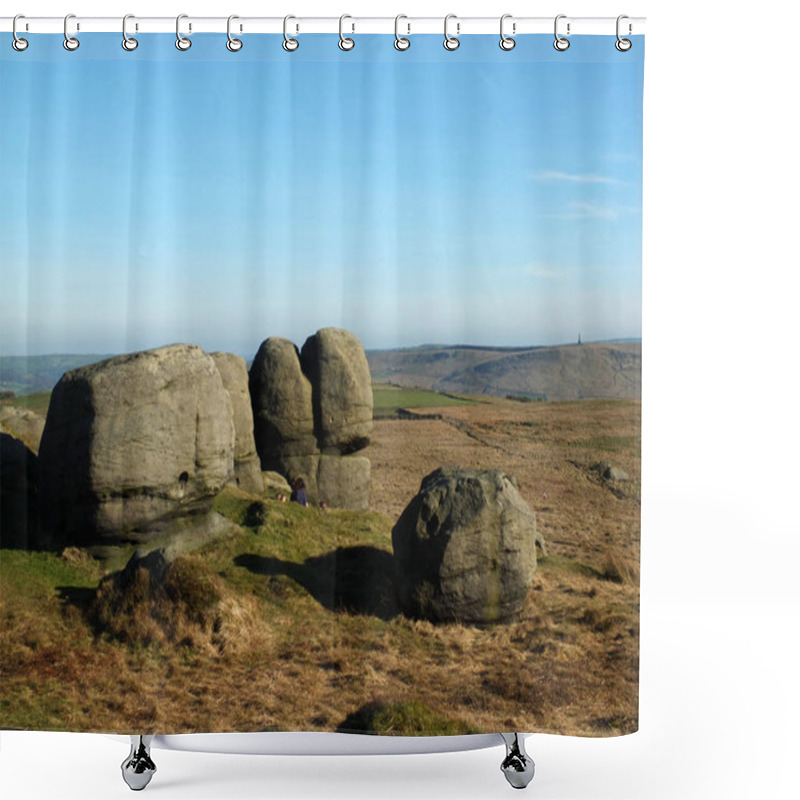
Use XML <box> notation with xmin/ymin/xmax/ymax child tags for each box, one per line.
<box><xmin>0</xmin><ymin>26</ymin><xmax>644</xmax><ymax>739</ymax></box>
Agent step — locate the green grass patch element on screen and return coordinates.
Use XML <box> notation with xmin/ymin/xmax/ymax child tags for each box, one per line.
<box><xmin>0</xmin><ymin>549</ymin><xmax>100</xmax><ymax>602</ymax></box>
<box><xmin>0</xmin><ymin>392</ymin><xmax>52</xmax><ymax>414</ymax></box>
<box><xmin>338</xmin><ymin>699</ymin><xmax>480</xmax><ymax>736</ymax></box>
<box><xmin>372</xmin><ymin>383</ymin><xmax>474</xmax><ymax>418</ymax></box>
<box><xmin>574</xmin><ymin>435</ymin><xmax>639</xmax><ymax>453</ymax></box>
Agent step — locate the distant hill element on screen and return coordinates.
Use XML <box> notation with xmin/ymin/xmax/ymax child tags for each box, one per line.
<box><xmin>0</xmin><ymin>354</ymin><xmax>114</xmax><ymax>395</ymax></box>
<box><xmin>367</xmin><ymin>341</ymin><xmax>641</xmax><ymax>401</ymax></box>
<box><xmin>1</xmin><ymin>341</ymin><xmax>641</xmax><ymax>402</ymax></box>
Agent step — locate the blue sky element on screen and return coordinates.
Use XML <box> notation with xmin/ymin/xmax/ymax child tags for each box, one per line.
<box><xmin>0</xmin><ymin>33</ymin><xmax>643</xmax><ymax>357</ymax></box>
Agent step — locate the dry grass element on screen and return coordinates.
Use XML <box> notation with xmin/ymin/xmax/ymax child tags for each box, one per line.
<box><xmin>0</xmin><ymin>396</ymin><xmax>639</xmax><ymax>737</ymax></box>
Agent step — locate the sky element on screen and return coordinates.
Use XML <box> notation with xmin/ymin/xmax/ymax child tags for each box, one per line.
<box><xmin>0</xmin><ymin>33</ymin><xmax>643</xmax><ymax>357</ymax></box>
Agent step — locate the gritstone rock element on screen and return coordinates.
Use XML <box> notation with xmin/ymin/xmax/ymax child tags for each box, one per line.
<box><xmin>210</xmin><ymin>352</ymin><xmax>263</xmax><ymax>494</ymax></box>
<box><xmin>249</xmin><ymin>328</ymin><xmax>372</xmax><ymax>510</ymax></box>
<box><xmin>300</xmin><ymin>327</ymin><xmax>373</xmax><ymax>454</ymax></box>
<box><xmin>391</xmin><ymin>466</ymin><xmax>542</xmax><ymax>625</ymax></box>
<box><xmin>249</xmin><ymin>337</ymin><xmax>316</xmax><ymax>467</ymax></box>
<box><xmin>38</xmin><ymin>344</ymin><xmax>235</xmax><ymax>547</ymax></box>
<box><xmin>0</xmin><ymin>433</ymin><xmax>38</xmax><ymax>549</ymax></box>
<box><xmin>317</xmin><ymin>454</ymin><xmax>370</xmax><ymax>511</ymax></box>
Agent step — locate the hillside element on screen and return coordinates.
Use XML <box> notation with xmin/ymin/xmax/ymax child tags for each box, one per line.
<box><xmin>367</xmin><ymin>341</ymin><xmax>641</xmax><ymax>402</ymax></box>
<box><xmin>0</xmin><ymin>354</ymin><xmax>113</xmax><ymax>395</ymax></box>
<box><xmin>0</xmin><ymin>395</ymin><xmax>640</xmax><ymax>736</ymax></box>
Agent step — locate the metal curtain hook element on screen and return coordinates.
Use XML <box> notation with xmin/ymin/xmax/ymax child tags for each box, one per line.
<box><xmin>444</xmin><ymin>14</ymin><xmax>460</xmax><ymax>51</ymax></box>
<box><xmin>339</xmin><ymin>14</ymin><xmax>355</xmax><ymax>50</ymax></box>
<box><xmin>122</xmin><ymin>14</ymin><xmax>138</xmax><ymax>51</ymax></box>
<box><xmin>227</xmin><ymin>15</ymin><xmax>243</xmax><ymax>51</ymax></box>
<box><xmin>176</xmin><ymin>14</ymin><xmax>191</xmax><ymax>50</ymax></box>
<box><xmin>12</xmin><ymin>14</ymin><xmax>28</xmax><ymax>51</ymax></box>
<box><xmin>283</xmin><ymin>15</ymin><xmax>299</xmax><ymax>51</ymax></box>
<box><xmin>499</xmin><ymin>14</ymin><xmax>515</xmax><ymax>51</ymax></box>
<box><xmin>554</xmin><ymin>14</ymin><xmax>570</xmax><ymax>51</ymax></box>
<box><xmin>394</xmin><ymin>14</ymin><xmax>410</xmax><ymax>51</ymax></box>
<box><xmin>616</xmin><ymin>14</ymin><xmax>632</xmax><ymax>51</ymax></box>
<box><xmin>63</xmin><ymin>13</ymin><xmax>79</xmax><ymax>51</ymax></box>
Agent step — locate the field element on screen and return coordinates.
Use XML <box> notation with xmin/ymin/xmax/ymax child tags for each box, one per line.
<box><xmin>371</xmin><ymin>383</ymin><xmax>476</xmax><ymax>418</ymax></box>
<box><xmin>0</xmin><ymin>390</ymin><xmax>640</xmax><ymax>737</ymax></box>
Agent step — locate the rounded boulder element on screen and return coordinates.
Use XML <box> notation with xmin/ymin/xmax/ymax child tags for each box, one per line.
<box><xmin>392</xmin><ymin>467</ymin><xmax>540</xmax><ymax>624</ymax></box>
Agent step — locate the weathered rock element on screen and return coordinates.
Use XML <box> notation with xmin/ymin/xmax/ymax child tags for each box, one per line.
<box><xmin>592</xmin><ymin>461</ymin><xmax>630</xmax><ymax>482</ymax></box>
<box><xmin>39</xmin><ymin>344</ymin><xmax>235</xmax><ymax>547</ymax></box>
<box><xmin>0</xmin><ymin>433</ymin><xmax>38</xmax><ymax>548</ymax></box>
<box><xmin>300</xmin><ymin>328</ymin><xmax>373</xmax><ymax>454</ymax></box>
<box><xmin>0</xmin><ymin>405</ymin><xmax>46</xmax><ymax>454</ymax></box>
<box><xmin>249</xmin><ymin>338</ymin><xmax>316</xmax><ymax>467</ymax></box>
<box><xmin>317</xmin><ymin>454</ymin><xmax>370</xmax><ymax>511</ymax></box>
<box><xmin>279</xmin><ymin>454</ymin><xmax>321</xmax><ymax>503</ymax></box>
<box><xmin>262</xmin><ymin>470</ymin><xmax>292</xmax><ymax>497</ymax></box>
<box><xmin>392</xmin><ymin>467</ymin><xmax>541</xmax><ymax>624</ymax></box>
<box><xmin>249</xmin><ymin>329</ymin><xmax>373</xmax><ymax>509</ymax></box>
<box><xmin>210</xmin><ymin>352</ymin><xmax>263</xmax><ymax>494</ymax></box>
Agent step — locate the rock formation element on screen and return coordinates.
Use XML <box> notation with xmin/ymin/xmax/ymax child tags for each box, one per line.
<box><xmin>0</xmin><ymin>433</ymin><xmax>38</xmax><ymax>548</ymax></box>
<box><xmin>249</xmin><ymin>328</ymin><xmax>372</xmax><ymax>509</ymax></box>
<box><xmin>210</xmin><ymin>352</ymin><xmax>263</xmax><ymax>494</ymax></box>
<box><xmin>39</xmin><ymin>344</ymin><xmax>235</xmax><ymax>547</ymax></box>
<box><xmin>300</xmin><ymin>328</ymin><xmax>373</xmax><ymax>454</ymax></box>
<box><xmin>391</xmin><ymin>467</ymin><xmax>543</xmax><ymax>624</ymax></box>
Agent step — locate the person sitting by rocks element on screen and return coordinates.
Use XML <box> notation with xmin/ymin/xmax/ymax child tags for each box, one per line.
<box><xmin>319</xmin><ymin>499</ymin><xmax>328</xmax><ymax>511</ymax></box>
<box><xmin>290</xmin><ymin>478</ymin><xmax>308</xmax><ymax>507</ymax></box>
<box><xmin>275</xmin><ymin>492</ymin><xmax>287</xmax><ymax>503</ymax></box>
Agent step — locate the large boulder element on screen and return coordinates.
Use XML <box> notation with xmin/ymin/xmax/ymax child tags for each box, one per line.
<box><xmin>39</xmin><ymin>345</ymin><xmax>235</xmax><ymax>547</ymax></box>
<box><xmin>301</xmin><ymin>328</ymin><xmax>373</xmax><ymax>454</ymax></box>
<box><xmin>0</xmin><ymin>433</ymin><xmax>38</xmax><ymax>548</ymax></box>
<box><xmin>392</xmin><ymin>467</ymin><xmax>541</xmax><ymax>624</ymax></box>
<box><xmin>210</xmin><ymin>352</ymin><xmax>263</xmax><ymax>494</ymax></box>
<box><xmin>249</xmin><ymin>338</ymin><xmax>316</xmax><ymax>467</ymax></box>
<box><xmin>317</xmin><ymin>454</ymin><xmax>370</xmax><ymax>511</ymax></box>
<box><xmin>249</xmin><ymin>329</ymin><xmax>373</xmax><ymax>510</ymax></box>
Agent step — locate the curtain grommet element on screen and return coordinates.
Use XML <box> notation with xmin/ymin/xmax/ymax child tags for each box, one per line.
<box><xmin>283</xmin><ymin>15</ymin><xmax>299</xmax><ymax>51</ymax></box>
<box><xmin>12</xmin><ymin>15</ymin><xmax>29</xmax><ymax>51</ymax></box>
<box><xmin>499</xmin><ymin>14</ymin><xmax>516</xmax><ymax>51</ymax></box>
<box><xmin>339</xmin><ymin>15</ymin><xmax>355</xmax><ymax>51</ymax></box>
<box><xmin>616</xmin><ymin>15</ymin><xmax>632</xmax><ymax>51</ymax></box>
<box><xmin>554</xmin><ymin>14</ymin><xmax>570</xmax><ymax>51</ymax></box>
<box><xmin>444</xmin><ymin>14</ymin><xmax>460</xmax><ymax>51</ymax></box>
<box><xmin>226</xmin><ymin>15</ymin><xmax>243</xmax><ymax>51</ymax></box>
<box><xmin>121</xmin><ymin>15</ymin><xmax>138</xmax><ymax>51</ymax></box>
<box><xmin>175</xmin><ymin>14</ymin><xmax>192</xmax><ymax>51</ymax></box>
<box><xmin>394</xmin><ymin>15</ymin><xmax>410</xmax><ymax>51</ymax></box>
<box><xmin>63</xmin><ymin>13</ymin><xmax>80</xmax><ymax>51</ymax></box>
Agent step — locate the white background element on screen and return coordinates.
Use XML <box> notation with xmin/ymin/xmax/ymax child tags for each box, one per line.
<box><xmin>2</xmin><ymin>1</ymin><xmax>799</xmax><ymax>798</ymax></box>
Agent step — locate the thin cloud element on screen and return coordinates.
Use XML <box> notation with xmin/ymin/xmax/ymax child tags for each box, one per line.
<box><xmin>533</xmin><ymin>170</ymin><xmax>620</xmax><ymax>185</ymax></box>
<box><xmin>545</xmin><ymin>202</ymin><xmax>641</xmax><ymax>221</ymax></box>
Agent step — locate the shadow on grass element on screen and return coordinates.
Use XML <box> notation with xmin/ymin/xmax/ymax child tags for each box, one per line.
<box><xmin>56</xmin><ymin>585</ymin><xmax>97</xmax><ymax>612</ymax></box>
<box><xmin>337</xmin><ymin>699</ymin><xmax>479</xmax><ymax>735</ymax></box>
<box><xmin>234</xmin><ymin>546</ymin><xmax>398</xmax><ymax>620</ymax></box>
